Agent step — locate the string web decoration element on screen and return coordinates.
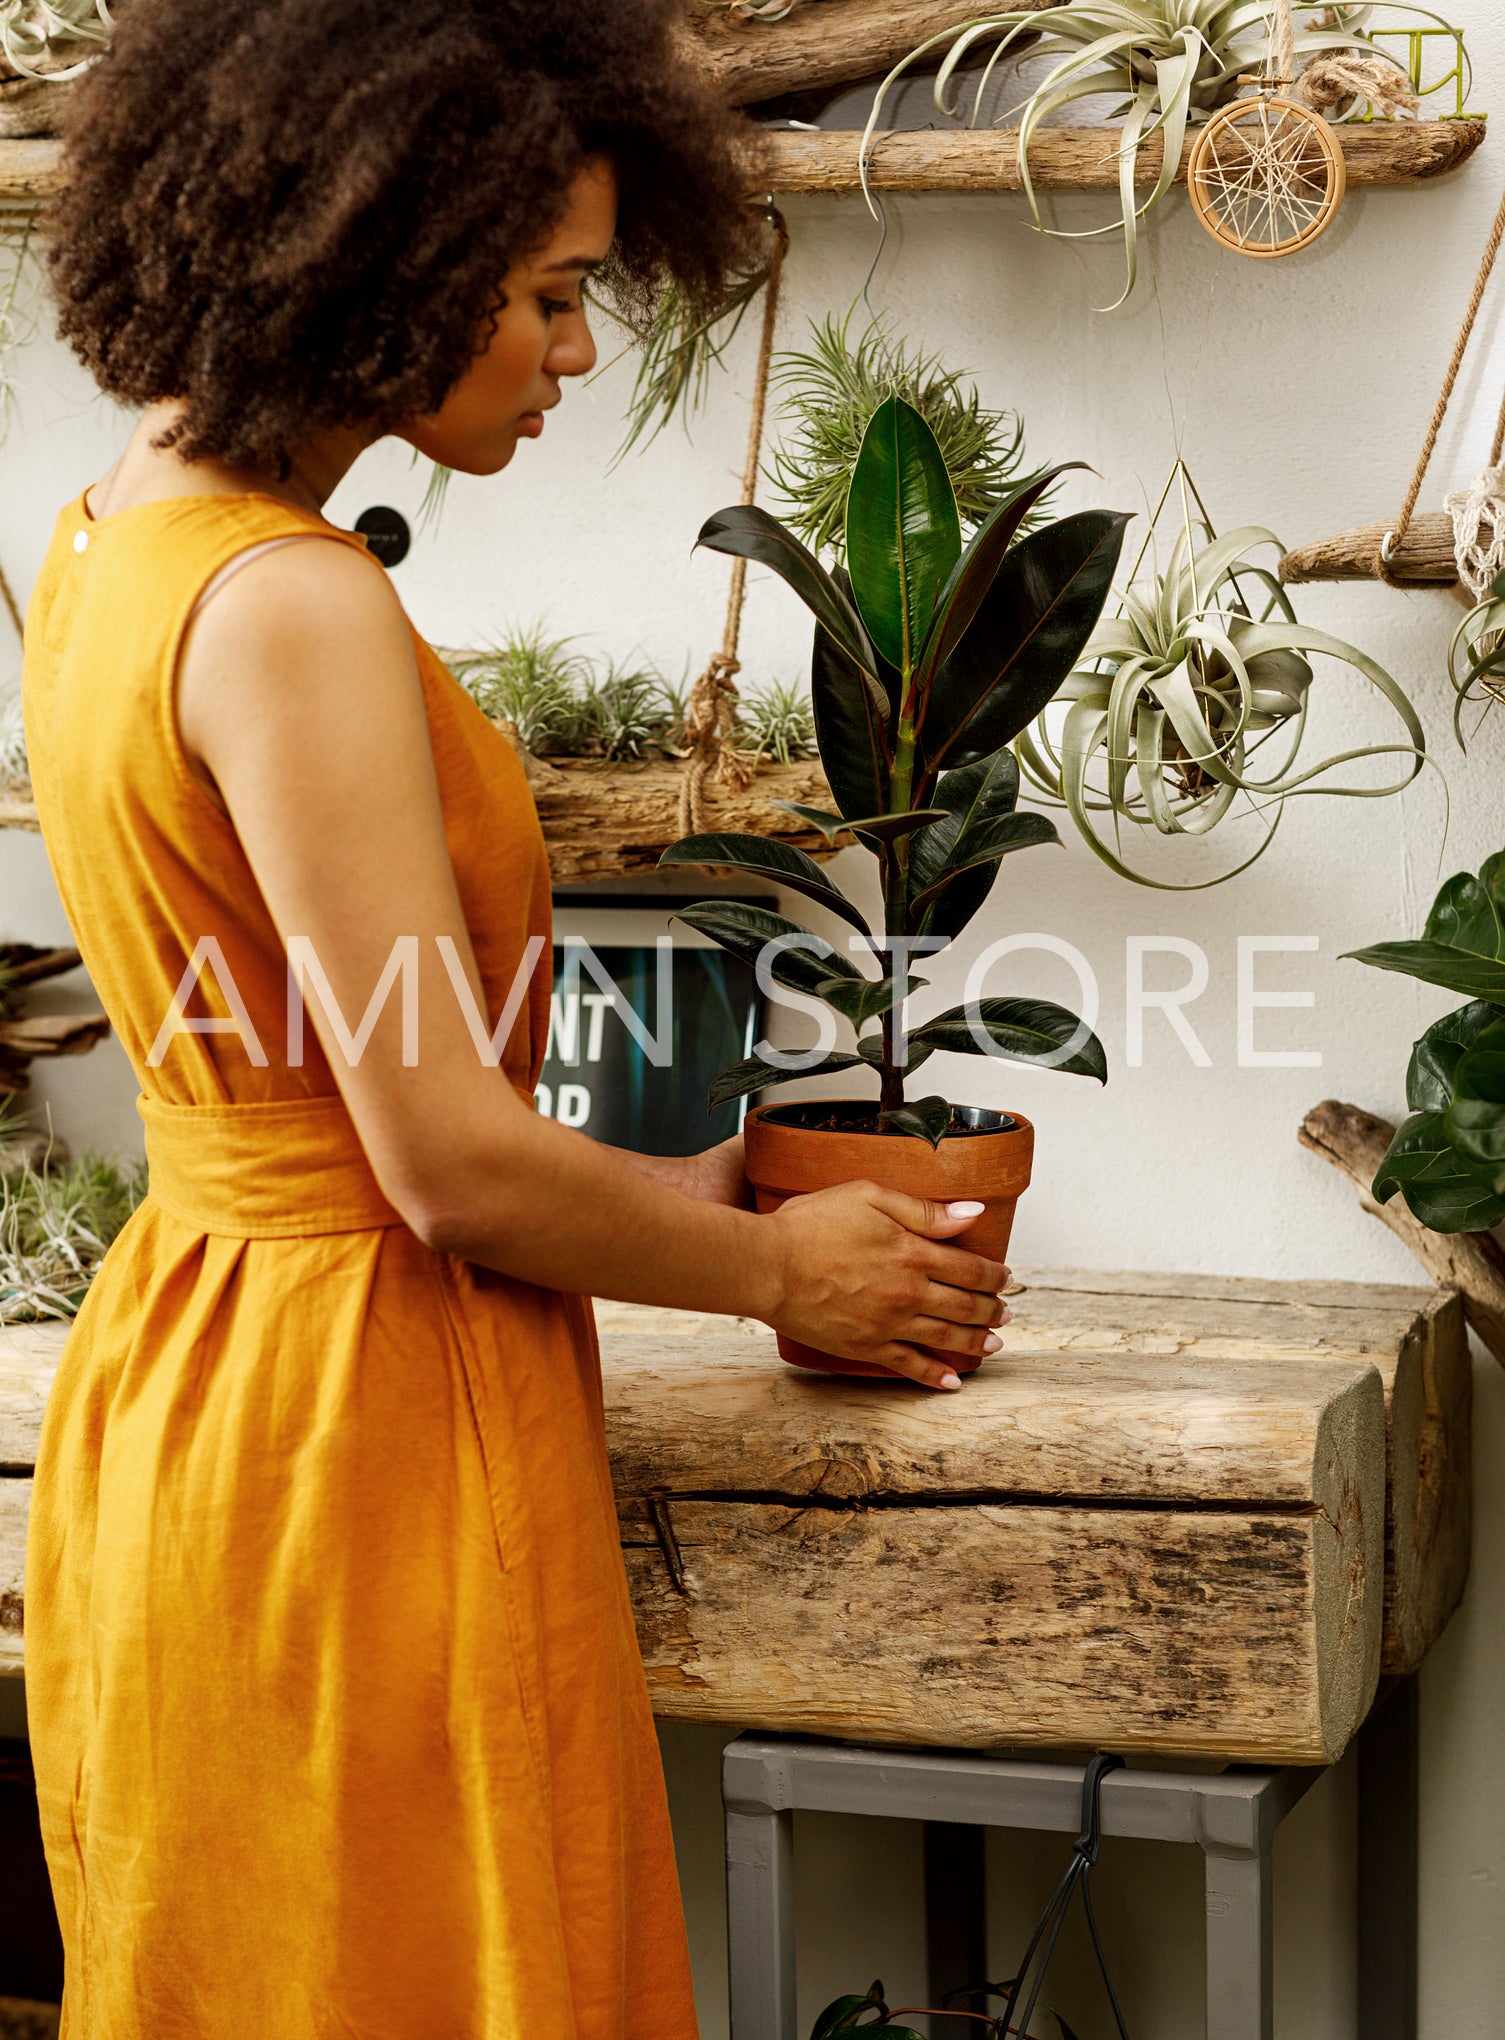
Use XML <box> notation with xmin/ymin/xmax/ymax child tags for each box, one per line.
<box><xmin>1187</xmin><ymin>0</ymin><xmax>1347</xmax><ymax>260</ymax></box>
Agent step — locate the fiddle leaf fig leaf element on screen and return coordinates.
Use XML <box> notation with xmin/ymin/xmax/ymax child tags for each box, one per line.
<box><xmin>914</xmin><ymin>996</ymin><xmax>1107</xmax><ymax>1082</ymax></box>
<box><xmin>1347</xmin><ymin>852</ymin><xmax>1505</xmax><ymax>1005</ymax></box>
<box><xmin>1443</xmin><ymin>1016</ymin><xmax>1505</xmax><ymax>1193</ymax></box>
<box><xmin>1407</xmin><ymin>1000</ymin><xmax>1499</xmax><ymax>1113</ymax></box>
<box><xmin>708</xmin><ymin>1051</ymin><xmax>864</xmax><ymax>1112</ymax></box>
<box><xmin>660</xmin><ymin>834</ymin><xmax>870</xmax><ymax>935</ymax></box>
<box><xmin>672</xmin><ymin>902</ymin><xmax>863</xmax><ymax>993</ymax></box>
<box><xmin>879</xmin><ymin>1095</ymin><xmax>953</xmax><ymax>1148</ymax></box>
<box><xmin>845</xmin><ymin>395</ymin><xmax>961</xmax><ymax>673</ymax></box>
<box><xmin>696</xmin><ymin>505</ymin><xmax>876</xmax><ymax>676</ymax></box>
<box><xmin>1372</xmin><ymin>1109</ymin><xmax>1505</xmax><ymax>1234</ymax></box>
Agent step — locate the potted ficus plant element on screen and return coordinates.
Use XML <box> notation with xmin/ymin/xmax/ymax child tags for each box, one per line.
<box><xmin>660</xmin><ymin>394</ymin><xmax>1129</xmax><ymax>1376</ymax></box>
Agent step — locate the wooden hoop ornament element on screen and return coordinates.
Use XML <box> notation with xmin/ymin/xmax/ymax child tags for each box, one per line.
<box><xmin>1187</xmin><ymin>0</ymin><xmax>1346</xmax><ymax>259</ymax></box>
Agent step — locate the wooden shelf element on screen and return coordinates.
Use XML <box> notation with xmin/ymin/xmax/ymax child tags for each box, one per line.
<box><xmin>0</xmin><ymin>135</ymin><xmax>59</xmax><ymax>207</ymax></box>
<box><xmin>1280</xmin><ymin>511</ymin><xmax>1459</xmax><ymax>587</ymax></box>
<box><xmin>764</xmin><ymin>117</ymin><xmax>1487</xmax><ymax>194</ymax></box>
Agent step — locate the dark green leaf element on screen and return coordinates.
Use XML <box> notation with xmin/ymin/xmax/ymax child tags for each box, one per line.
<box><xmin>1425</xmin><ymin>852</ymin><xmax>1505</xmax><ymax>954</ymax></box>
<box><xmin>845</xmin><ymin>395</ymin><xmax>961</xmax><ymax>673</ymax></box>
<box><xmin>907</xmin><ymin>748</ymin><xmax>1022</xmax><ymax>932</ymax></box>
<box><xmin>660</xmin><ymin>834</ymin><xmax>871</xmax><ymax>934</ymax></box>
<box><xmin>1372</xmin><ymin>1109</ymin><xmax>1505</xmax><ymax>1233</ymax></box>
<box><xmin>809</xmin><ymin>1985</ymin><xmax>886</xmax><ymax>2039</ymax></box>
<box><xmin>909</xmin><ymin>812</ymin><xmax>1059</xmax><ymax>921</ymax></box>
<box><xmin>879</xmin><ymin>1095</ymin><xmax>953</xmax><ymax>1147</ymax></box>
<box><xmin>816</xmin><ymin>972</ymin><xmax>927</xmax><ymax>1030</ymax></box>
<box><xmin>708</xmin><ymin>1052</ymin><xmax>864</xmax><ymax>1111</ymax></box>
<box><xmin>1343</xmin><ymin>940</ymin><xmax>1505</xmax><ymax>1005</ymax></box>
<box><xmin>913</xmin><ymin>860</ymin><xmax>999</xmax><ymax>943</ymax></box>
<box><xmin>771</xmin><ymin>801</ymin><xmax>851</xmax><ymax>840</ymax></box>
<box><xmin>696</xmin><ymin>504</ymin><xmax>876</xmax><ymax>676</ymax></box>
<box><xmin>851</xmin><ymin>810</ymin><xmax>950</xmax><ymax>845</ymax></box>
<box><xmin>1407</xmin><ymin>1000</ymin><xmax>1499</xmax><ymax>1112</ymax></box>
<box><xmin>913</xmin><ymin>996</ymin><xmax>1108</xmax><ymax>1082</ymax></box>
<box><xmin>672</xmin><ymin>902</ymin><xmax>864</xmax><ymax>994</ymax></box>
<box><xmin>812</xmin><ymin>622</ymin><xmax>894</xmax><ymax>823</ymax></box>
<box><xmin>915</xmin><ymin>464</ymin><xmax>1085</xmax><ymax>688</ymax></box>
<box><xmin>1445</xmin><ymin>1016</ymin><xmax>1505</xmax><ymax>1192</ymax></box>
<box><xmin>858</xmin><ymin>1034</ymin><xmax>936</xmax><ymax>1077</ymax></box>
<box><xmin>920</xmin><ymin>511</ymin><xmax>1131</xmax><ymax>776</ymax></box>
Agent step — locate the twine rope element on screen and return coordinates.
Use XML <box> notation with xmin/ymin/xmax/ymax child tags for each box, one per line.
<box><xmin>1267</xmin><ymin>0</ymin><xmax>1295</xmax><ymax>86</ymax></box>
<box><xmin>1379</xmin><ymin>178</ymin><xmax>1505</xmax><ymax>583</ymax></box>
<box><xmin>679</xmin><ymin>205</ymin><xmax>789</xmax><ymax>838</ymax></box>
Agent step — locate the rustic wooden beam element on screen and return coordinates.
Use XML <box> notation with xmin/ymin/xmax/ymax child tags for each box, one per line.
<box><xmin>0</xmin><ymin>945</ymin><xmax>82</xmax><ymax>988</ymax></box>
<box><xmin>684</xmin><ymin>0</ymin><xmax>1051</xmax><ymax>109</ymax></box>
<box><xmin>0</xmin><ymin>135</ymin><xmax>59</xmax><ymax>204</ymax></box>
<box><xmin>764</xmin><ymin>117</ymin><xmax>1487</xmax><ymax>193</ymax></box>
<box><xmin>0</xmin><ymin>1014</ymin><xmax>109</xmax><ymax>1060</ymax></box>
<box><xmin>1300</xmin><ymin>1097</ymin><xmax>1505</xmax><ymax>1368</ymax></box>
<box><xmin>1280</xmin><ymin>512</ymin><xmax>1458</xmax><ymax>587</ymax></box>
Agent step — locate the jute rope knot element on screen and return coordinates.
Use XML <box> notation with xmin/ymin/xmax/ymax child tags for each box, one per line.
<box><xmin>678</xmin><ymin>204</ymin><xmax>789</xmax><ymax>838</ymax></box>
<box><xmin>1293</xmin><ymin>52</ymin><xmax>1419</xmax><ymax>122</ymax></box>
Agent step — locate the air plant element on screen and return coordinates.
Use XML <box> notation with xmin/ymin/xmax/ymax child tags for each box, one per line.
<box><xmin>768</xmin><ymin>315</ymin><xmax>1055</xmax><ymax>559</ymax></box>
<box><xmin>578</xmin><ymin>658</ymin><xmax>681</xmax><ymax>762</ymax></box>
<box><xmin>736</xmin><ymin>677</ymin><xmax>817</xmax><ymax>767</ymax></box>
<box><xmin>862</xmin><ymin>3</ymin><xmax>1465</xmax><ymax>308</ymax></box>
<box><xmin>0</xmin><ymin>0</ymin><xmax>113</xmax><ymax>80</ymax></box>
<box><xmin>0</xmin><ymin>692</ymin><xmax>27</xmax><ymax>793</ymax></box>
<box><xmin>1016</xmin><ymin>466</ymin><xmax>1425</xmax><ymax>887</ymax></box>
<box><xmin>0</xmin><ymin>1148</ymin><xmax>146</xmax><ymax>1322</ymax></box>
<box><xmin>449</xmin><ymin>630</ymin><xmax>593</xmax><ymax>753</ymax></box>
<box><xmin>1447</xmin><ymin>567</ymin><xmax>1505</xmax><ymax>747</ymax></box>
<box><xmin>661</xmin><ymin>395</ymin><xmax>1127</xmax><ymax>1142</ymax></box>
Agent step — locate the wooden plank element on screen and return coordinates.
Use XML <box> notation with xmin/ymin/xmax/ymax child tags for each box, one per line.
<box><xmin>0</xmin><ymin>1481</ymin><xmax>28</xmax><ymax>1677</ymax></box>
<box><xmin>765</xmin><ymin>118</ymin><xmax>1486</xmax><ymax>194</ymax></box>
<box><xmin>0</xmin><ymin>136</ymin><xmax>60</xmax><ymax>204</ymax></box>
<box><xmin>0</xmin><ymin>792</ymin><xmax>39</xmax><ymax>833</ymax></box>
<box><xmin>683</xmin><ymin>0</ymin><xmax>1048</xmax><ymax>108</ymax></box>
<box><xmin>1279</xmin><ymin>512</ymin><xmax>1457</xmax><ymax>587</ymax></box>
<box><xmin>619</xmin><ymin>1366</ymin><xmax>1383</xmax><ymax>1762</ymax></box>
<box><xmin>0</xmin><ymin>1325</ymin><xmax>62</xmax><ymax>1473</ymax></box>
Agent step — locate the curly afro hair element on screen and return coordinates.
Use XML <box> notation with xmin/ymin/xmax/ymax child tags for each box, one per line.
<box><xmin>47</xmin><ymin>0</ymin><xmax>765</xmax><ymax>470</ymax></box>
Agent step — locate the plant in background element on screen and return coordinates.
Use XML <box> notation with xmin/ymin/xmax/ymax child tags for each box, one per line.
<box><xmin>660</xmin><ymin>394</ymin><xmax>1128</xmax><ymax>1142</ymax></box>
<box><xmin>1017</xmin><ymin>486</ymin><xmax>1425</xmax><ymax>887</ymax></box>
<box><xmin>577</xmin><ymin>657</ymin><xmax>680</xmax><ymax>762</ymax></box>
<box><xmin>1447</xmin><ymin>566</ymin><xmax>1505</xmax><ymax>746</ymax></box>
<box><xmin>1345</xmin><ymin>852</ymin><xmax>1505</xmax><ymax>1234</ymax></box>
<box><xmin>0</xmin><ymin>691</ymin><xmax>27</xmax><ymax>793</ymax></box>
<box><xmin>450</xmin><ymin>630</ymin><xmax>593</xmax><ymax>753</ymax></box>
<box><xmin>736</xmin><ymin>676</ymin><xmax>817</xmax><ymax>767</ymax></box>
<box><xmin>0</xmin><ymin>1148</ymin><xmax>146</xmax><ymax>1321</ymax></box>
<box><xmin>1</xmin><ymin>0</ymin><xmax>112</xmax><ymax>79</ymax></box>
<box><xmin>863</xmin><ymin>3</ymin><xmax>1462</xmax><ymax>307</ymax></box>
<box><xmin>768</xmin><ymin>315</ymin><xmax>1055</xmax><ymax>560</ymax></box>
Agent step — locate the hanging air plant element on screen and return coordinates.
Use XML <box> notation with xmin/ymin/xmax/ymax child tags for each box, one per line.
<box><xmin>861</xmin><ymin>3</ymin><xmax>1466</xmax><ymax>308</ymax></box>
<box><xmin>767</xmin><ymin>314</ymin><xmax>1054</xmax><ymax>558</ymax></box>
<box><xmin>1448</xmin><ymin>568</ymin><xmax>1505</xmax><ymax>747</ymax></box>
<box><xmin>1016</xmin><ymin>470</ymin><xmax>1426</xmax><ymax>887</ymax></box>
<box><xmin>1</xmin><ymin>0</ymin><xmax>113</xmax><ymax>80</ymax></box>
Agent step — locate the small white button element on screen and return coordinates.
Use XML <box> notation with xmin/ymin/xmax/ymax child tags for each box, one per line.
<box><xmin>73</xmin><ymin>530</ymin><xmax>89</xmax><ymax>553</ymax></box>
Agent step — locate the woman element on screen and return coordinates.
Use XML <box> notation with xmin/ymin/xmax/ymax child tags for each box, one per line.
<box><xmin>21</xmin><ymin>3</ymin><xmax>1012</xmax><ymax>2033</ymax></box>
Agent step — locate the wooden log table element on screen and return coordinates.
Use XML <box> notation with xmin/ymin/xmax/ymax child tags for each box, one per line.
<box><xmin>0</xmin><ymin>1269</ymin><xmax>1470</xmax><ymax>1768</ymax></box>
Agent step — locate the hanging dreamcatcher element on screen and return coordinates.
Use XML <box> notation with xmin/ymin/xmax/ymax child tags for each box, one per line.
<box><xmin>1187</xmin><ymin>0</ymin><xmax>1347</xmax><ymax>260</ymax></box>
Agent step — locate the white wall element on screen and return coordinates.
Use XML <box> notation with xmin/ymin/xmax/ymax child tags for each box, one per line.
<box><xmin>4</xmin><ymin>7</ymin><xmax>1505</xmax><ymax>2028</ymax></box>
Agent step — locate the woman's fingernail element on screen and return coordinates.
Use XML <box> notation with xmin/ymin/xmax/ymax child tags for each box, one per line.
<box><xmin>983</xmin><ymin>1332</ymin><xmax>1002</xmax><ymax>1353</ymax></box>
<box><xmin>998</xmin><ymin>1305</ymin><xmax>1012</xmax><ymax>1324</ymax></box>
<box><xmin>946</xmin><ymin>1201</ymin><xmax>985</xmax><ymax>1219</ymax></box>
<box><xmin>940</xmin><ymin>1371</ymin><xmax>963</xmax><ymax>1391</ymax></box>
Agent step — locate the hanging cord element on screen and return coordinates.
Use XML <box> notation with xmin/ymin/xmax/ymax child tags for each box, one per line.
<box><xmin>1267</xmin><ymin>0</ymin><xmax>1296</xmax><ymax>87</ymax></box>
<box><xmin>679</xmin><ymin>203</ymin><xmax>789</xmax><ymax>838</ymax></box>
<box><xmin>1378</xmin><ymin>178</ymin><xmax>1505</xmax><ymax>584</ymax></box>
<box><xmin>0</xmin><ymin>553</ymin><xmax>22</xmax><ymax>648</ymax></box>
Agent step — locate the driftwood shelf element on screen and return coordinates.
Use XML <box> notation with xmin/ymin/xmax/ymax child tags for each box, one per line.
<box><xmin>1280</xmin><ymin>511</ymin><xmax>1460</xmax><ymax>587</ymax></box>
<box><xmin>1</xmin><ymin>1268</ymin><xmax>1470</xmax><ymax>1754</ymax></box>
<box><xmin>765</xmin><ymin>118</ymin><xmax>1487</xmax><ymax>195</ymax></box>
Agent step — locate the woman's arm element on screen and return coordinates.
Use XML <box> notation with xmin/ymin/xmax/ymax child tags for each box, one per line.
<box><xmin>176</xmin><ymin>540</ymin><xmax>1010</xmax><ymax>1385</ymax></box>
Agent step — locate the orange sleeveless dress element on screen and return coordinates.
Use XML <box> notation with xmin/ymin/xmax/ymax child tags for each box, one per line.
<box><xmin>21</xmin><ymin>493</ymin><xmax>698</xmax><ymax>2040</ymax></box>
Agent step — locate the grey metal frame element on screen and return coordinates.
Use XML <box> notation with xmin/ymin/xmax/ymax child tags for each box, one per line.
<box><xmin>723</xmin><ymin>1734</ymin><xmax>1322</xmax><ymax>2040</ymax></box>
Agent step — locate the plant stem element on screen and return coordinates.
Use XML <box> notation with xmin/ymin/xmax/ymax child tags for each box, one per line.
<box><xmin>878</xmin><ymin>700</ymin><xmax>917</xmax><ymax>1120</ymax></box>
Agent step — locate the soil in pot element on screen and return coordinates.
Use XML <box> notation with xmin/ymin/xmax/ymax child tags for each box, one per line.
<box><xmin>742</xmin><ymin>1099</ymin><xmax>1034</xmax><ymax>1380</ymax></box>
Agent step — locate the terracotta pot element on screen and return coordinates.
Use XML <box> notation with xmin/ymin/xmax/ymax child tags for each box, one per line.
<box><xmin>742</xmin><ymin>1099</ymin><xmax>1034</xmax><ymax>1379</ymax></box>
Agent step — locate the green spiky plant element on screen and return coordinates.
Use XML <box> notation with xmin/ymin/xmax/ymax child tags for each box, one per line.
<box><xmin>660</xmin><ymin>395</ymin><xmax>1128</xmax><ymax>1144</ymax></box>
<box><xmin>737</xmin><ymin>678</ymin><xmax>817</xmax><ymax>767</ymax></box>
<box><xmin>0</xmin><ymin>0</ymin><xmax>112</xmax><ymax>79</ymax></box>
<box><xmin>768</xmin><ymin>315</ymin><xmax>1055</xmax><ymax>559</ymax></box>
<box><xmin>596</xmin><ymin>254</ymin><xmax>777</xmax><ymax>463</ymax></box>
<box><xmin>863</xmin><ymin>3</ymin><xmax>1466</xmax><ymax>308</ymax></box>
<box><xmin>448</xmin><ymin>631</ymin><xmax>691</xmax><ymax>763</ymax></box>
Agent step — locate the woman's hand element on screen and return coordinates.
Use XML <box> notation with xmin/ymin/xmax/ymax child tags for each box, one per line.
<box><xmin>763</xmin><ymin>1182</ymin><xmax>1011</xmax><ymax>1391</ymax></box>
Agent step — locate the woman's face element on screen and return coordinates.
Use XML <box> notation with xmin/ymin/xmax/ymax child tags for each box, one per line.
<box><xmin>400</xmin><ymin>156</ymin><xmax>618</xmax><ymax>475</ymax></box>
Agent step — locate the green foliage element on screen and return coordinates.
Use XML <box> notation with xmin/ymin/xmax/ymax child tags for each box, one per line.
<box><xmin>0</xmin><ymin>1147</ymin><xmax>147</xmax><ymax>1322</ymax></box>
<box><xmin>599</xmin><ymin>254</ymin><xmax>776</xmax><ymax>463</ymax></box>
<box><xmin>0</xmin><ymin>694</ymin><xmax>26</xmax><ymax>792</ymax></box>
<box><xmin>737</xmin><ymin>678</ymin><xmax>817</xmax><ymax>767</ymax></box>
<box><xmin>865</xmin><ymin>3</ymin><xmax>1466</xmax><ymax>308</ymax></box>
<box><xmin>1447</xmin><ymin>567</ymin><xmax>1505</xmax><ymax>747</ymax></box>
<box><xmin>664</xmin><ymin>394</ymin><xmax>1126</xmax><ymax>1137</ymax></box>
<box><xmin>1017</xmin><ymin>505</ymin><xmax>1426</xmax><ymax>888</ymax></box>
<box><xmin>450</xmin><ymin>631</ymin><xmax>686</xmax><ymax>763</ymax></box>
<box><xmin>768</xmin><ymin>316</ymin><xmax>1055</xmax><ymax>558</ymax></box>
<box><xmin>1346</xmin><ymin>852</ymin><xmax>1505</xmax><ymax>1233</ymax></box>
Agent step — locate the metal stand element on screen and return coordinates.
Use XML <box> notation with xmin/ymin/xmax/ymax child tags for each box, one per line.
<box><xmin>1357</xmin><ymin>1678</ymin><xmax>1420</xmax><ymax>2040</ymax></box>
<box><xmin>723</xmin><ymin>1736</ymin><xmax>1323</xmax><ymax>2040</ymax></box>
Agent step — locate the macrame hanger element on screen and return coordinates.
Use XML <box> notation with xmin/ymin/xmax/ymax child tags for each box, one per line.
<box><xmin>1379</xmin><ymin>177</ymin><xmax>1505</xmax><ymax>585</ymax></box>
<box><xmin>679</xmin><ymin>201</ymin><xmax>789</xmax><ymax>838</ymax></box>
